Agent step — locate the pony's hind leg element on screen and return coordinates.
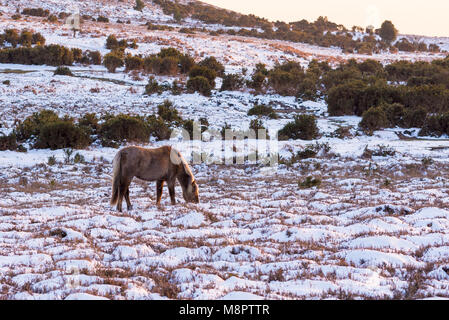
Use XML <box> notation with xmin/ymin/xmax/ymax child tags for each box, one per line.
<box><xmin>156</xmin><ymin>180</ymin><xmax>164</xmax><ymax>206</ymax></box>
<box><xmin>118</xmin><ymin>178</ymin><xmax>132</xmax><ymax>212</ymax></box>
<box><xmin>124</xmin><ymin>188</ymin><xmax>132</xmax><ymax>211</ymax></box>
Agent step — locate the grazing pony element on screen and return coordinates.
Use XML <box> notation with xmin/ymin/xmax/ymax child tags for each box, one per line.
<box><xmin>110</xmin><ymin>146</ymin><xmax>199</xmax><ymax>212</ymax></box>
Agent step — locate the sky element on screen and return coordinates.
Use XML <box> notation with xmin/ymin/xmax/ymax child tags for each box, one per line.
<box><xmin>201</xmin><ymin>0</ymin><xmax>449</xmax><ymax>37</ymax></box>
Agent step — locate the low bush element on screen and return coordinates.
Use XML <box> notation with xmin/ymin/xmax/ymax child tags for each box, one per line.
<box><xmin>99</xmin><ymin>114</ymin><xmax>150</xmax><ymax>145</ymax></box>
<box><xmin>54</xmin><ymin>66</ymin><xmax>73</xmax><ymax>76</ymax></box>
<box><xmin>15</xmin><ymin>110</ymin><xmax>60</xmax><ymax>141</ymax></box>
<box><xmin>34</xmin><ymin>120</ymin><xmax>91</xmax><ymax>150</ymax></box>
<box><xmin>247</xmin><ymin>104</ymin><xmax>278</xmax><ymax>119</ymax></box>
<box><xmin>198</xmin><ymin>56</ymin><xmax>225</xmax><ymax>77</ymax></box>
<box><xmin>125</xmin><ymin>55</ymin><xmax>144</xmax><ymax>71</ymax></box>
<box><xmin>157</xmin><ymin>100</ymin><xmax>183</xmax><ymax>125</ymax></box>
<box><xmin>103</xmin><ymin>52</ymin><xmax>124</xmax><ymax>72</ymax></box>
<box><xmin>359</xmin><ymin>106</ymin><xmax>389</xmax><ymax>134</ymax></box>
<box><xmin>14</xmin><ymin>110</ymin><xmax>90</xmax><ymax>150</ymax></box>
<box><xmin>220</xmin><ymin>73</ymin><xmax>244</xmax><ymax>91</ymax></box>
<box><xmin>0</xmin><ymin>44</ymin><xmax>74</xmax><ymax>66</ymax></box>
<box><xmin>278</xmin><ymin>114</ymin><xmax>319</xmax><ymax>140</ymax></box>
<box><xmin>299</xmin><ymin>176</ymin><xmax>321</xmax><ymax>189</ymax></box>
<box><xmin>419</xmin><ymin>112</ymin><xmax>449</xmax><ymax>137</ymax></box>
<box><xmin>187</xmin><ymin>76</ymin><xmax>212</xmax><ymax>96</ymax></box>
<box><xmin>0</xmin><ymin>133</ymin><xmax>19</xmax><ymax>151</ymax></box>
<box><xmin>22</xmin><ymin>8</ymin><xmax>50</xmax><ymax>17</ymax></box>
<box><xmin>188</xmin><ymin>66</ymin><xmax>216</xmax><ymax>88</ymax></box>
<box><xmin>145</xmin><ymin>77</ymin><xmax>164</xmax><ymax>95</ymax></box>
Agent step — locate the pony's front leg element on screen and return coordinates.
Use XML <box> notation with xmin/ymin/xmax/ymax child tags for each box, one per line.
<box><xmin>168</xmin><ymin>182</ymin><xmax>176</xmax><ymax>205</ymax></box>
<box><xmin>156</xmin><ymin>180</ymin><xmax>164</xmax><ymax>206</ymax></box>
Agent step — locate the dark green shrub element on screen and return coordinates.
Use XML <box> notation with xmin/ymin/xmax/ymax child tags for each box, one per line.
<box><xmin>0</xmin><ymin>133</ymin><xmax>19</xmax><ymax>151</ymax></box>
<box><xmin>188</xmin><ymin>66</ymin><xmax>216</xmax><ymax>87</ymax></box>
<box><xmin>87</xmin><ymin>50</ymin><xmax>102</xmax><ymax>65</ymax></box>
<box><xmin>99</xmin><ymin>114</ymin><xmax>150</xmax><ymax>144</ymax></box>
<box><xmin>22</xmin><ymin>8</ymin><xmax>50</xmax><ymax>17</ymax></box>
<box><xmin>134</xmin><ymin>0</ymin><xmax>145</xmax><ymax>11</ymax></box>
<box><xmin>247</xmin><ymin>105</ymin><xmax>278</xmax><ymax>119</ymax></box>
<box><xmin>157</xmin><ymin>100</ymin><xmax>183</xmax><ymax>124</ymax></box>
<box><xmin>34</xmin><ymin>120</ymin><xmax>91</xmax><ymax>150</ymax></box>
<box><xmin>158</xmin><ymin>47</ymin><xmax>183</xmax><ymax>59</ymax></box>
<box><xmin>381</xmin><ymin>103</ymin><xmax>405</xmax><ymax>127</ymax></box>
<box><xmin>268</xmin><ymin>64</ymin><xmax>305</xmax><ymax>96</ymax></box>
<box><xmin>103</xmin><ymin>52</ymin><xmax>124</xmax><ymax>72</ymax></box>
<box><xmin>97</xmin><ymin>16</ymin><xmax>109</xmax><ymax>23</ymax></box>
<box><xmin>19</xmin><ymin>30</ymin><xmax>33</xmax><ymax>47</ymax></box>
<box><xmin>220</xmin><ymin>73</ymin><xmax>244</xmax><ymax>91</ymax></box>
<box><xmin>0</xmin><ymin>44</ymin><xmax>74</xmax><ymax>66</ymax></box>
<box><xmin>419</xmin><ymin>112</ymin><xmax>449</xmax><ymax>137</ymax></box>
<box><xmin>187</xmin><ymin>76</ymin><xmax>212</xmax><ymax>96</ymax></box>
<box><xmin>179</xmin><ymin>54</ymin><xmax>195</xmax><ymax>74</ymax></box>
<box><xmin>106</xmin><ymin>35</ymin><xmax>118</xmax><ymax>50</ymax></box>
<box><xmin>54</xmin><ymin>66</ymin><xmax>73</xmax><ymax>76</ymax></box>
<box><xmin>15</xmin><ymin>110</ymin><xmax>60</xmax><ymax>141</ymax></box>
<box><xmin>278</xmin><ymin>114</ymin><xmax>319</xmax><ymax>140</ymax></box>
<box><xmin>146</xmin><ymin>115</ymin><xmax>171</xmax><ymax>141</ymax></box>
<box><xmin>4</xmin><ymin>29</ymin><xmax>19</xmax><ymax>47</ymax></box>
<box><xmin>249</xmin><ymin>72</ymin><xmax>266</xmax><ymax>91</ymax></box>
<box><xmin>359</xmin><ymin>106</ymin><xmax>389</xmax><ymax>134</ymax></box>
<box><xmin>125</xmin><ymin>55</ymin><xmax>144</xmax><ymax>71</ymax></box>
<box><xmin>71</xmin><ymin>48</ymin><xmax>83</xmax><ymax>62</ymax></box>
<box><xmin>327</xmin><ymin>80</ymin><xmax>400</xmax><ymax>116</ymax></box>
<box><xmin>160</xmin><ymin>56</ymin><xmax>179</xmax><ymax>75</ymax></box>
<box><xmin>402</xmin><ymin>106</ymin><xmax>428</xmax><ymax>128</ymax></box>
<box><xmin>359</xmin><ymin>107</ymin><xmax>389</xmax><ymax>135</ymax></box>
<box><xmin>299</xmin><ymin>176</ymin><xmax>321</xmax><ymax>189</ymax></box>
<box><xmin>145</xmin><ymin>77</ymin><xmax>163</xmax><ymax>95</ymax></box>
<box><xmin>47</xmin><ymin>14</ymin><xmax>58</xmax><ymax>23</ymax></box>
<box><xmin>198</xmin><ymin>56</ymin><xmax>225</xmax><ymax>77</ymax></box>
<box><xmin>78</xmin><ymin>113</ymin><xmax>99</xmax><ymax>135</ymax></box>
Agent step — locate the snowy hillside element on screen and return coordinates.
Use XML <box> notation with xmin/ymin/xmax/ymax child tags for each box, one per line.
<box><xmin>1</xmin><ymin>0</ymin><xmax>449</xmax><ymax>300</ymax></box>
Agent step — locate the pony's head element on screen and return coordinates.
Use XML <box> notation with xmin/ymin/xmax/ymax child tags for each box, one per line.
<box><xmin>171</xmin><ymin>148</ymin><xmax>200</xmax><ymax>204</ymax></box>
<box><xmin>184</xmin><ymin>177</ymin><xmax>199</xmax><ymax>204</ymax></box>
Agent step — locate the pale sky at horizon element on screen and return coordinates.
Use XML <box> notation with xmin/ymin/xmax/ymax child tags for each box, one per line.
<box><xmin>201</xmin><ymin>0</ymin><xmax>449</xmax><ymax>37</ymax></box>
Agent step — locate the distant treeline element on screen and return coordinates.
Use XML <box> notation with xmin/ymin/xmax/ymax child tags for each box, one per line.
<box><xmin>153</xmin><ymin>1</ymin><xmax>440</xmax><ymax>55</ymax></box>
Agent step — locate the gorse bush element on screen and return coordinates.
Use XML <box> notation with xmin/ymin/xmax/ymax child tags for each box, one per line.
<box><xmin>125</xmin><ymin>55</ymin><xmax>144</xmax><ymax>71</ymax></box>
<box><xmin>247</xmin><ymin>105</ymin><xmax>278</xmax><ymax>119</ymax></box>
<box><xmin>419</xmin><ymin>112</ymin><xmax>449</xmax><ymax>137</ymax></box>
<box><xmin>34</xmin><ymin>120</ymin><xmax>91</xmax><ymax>150</ymax></box>
<box><xmin>15</xmin><ymin>110</ymin><xmax>90</xmax><ymax>150</ymax></box>
<box><xmin>22</xmin><ymin>8</ymin><xmax>50</xmax><ymax>17</ymax></box>
<box><xmin>0</xmin><ymin>133</ymin><xmax>19</xmax><ymax>151</ymax></box>
<box><xmin>54</xmin><ymin>66</ymin><xmax>73</xmax><ymax>76</ymax></box>
<box><xmin>99</xmin><ymin>114</ymin><xmax>150</xmax><ymax>145</ymax></box>
<box><xmin>188</xmin><ymin>66</ymin><xmax>217</xmax><ymax>88</ymax></box>
<box><xmin>359</xmin><ymin>106</ymin><xmax>389</xmax><ymax>135</ymax></box>
<box><xmin>220</xmin><ymin>73</ymin><xmax>244</xmax><ymax>91</ymax></box>
<box><xmin>15</xmin><ymin>110</ymin><xmax>60</xmax><ymax>141</ymax></box>
<box><xmin>0</xmin><ymin>44</ymin><xmax>74</xmax><ymax>66</ymax></box>
<box><xmin>198</xmin><ymin>56</ymin><xmax>225</xmax><ymax>77</ymax></box>
<box><xmin>278</xmin><ymin>114</ymin><xmax>319</xmax><ymax>140</ymax></box>
<box><xmin>103</xmin><ymin>52</ymin><xmax>124</xmax><ymax>72</ymax></box>
<box><xmin>145</xmin><ymin>77</ymin><xmax>164</xmax><ymax>95</ymax></box>
<box><xmin>157</xmin><ymin>100</ymin><xmax>183</xmax><ymax>125</ymax></box>
<box><xmin>187</xmin><ymin>76</ymin><xmax>212</xmax><ymax>96</ymax></box>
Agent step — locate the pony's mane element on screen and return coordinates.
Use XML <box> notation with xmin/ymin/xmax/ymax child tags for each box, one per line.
<box><xmin>172</xmin><ymin>148</ymin><xmax>195</xmax><ymax>182</ymax></box>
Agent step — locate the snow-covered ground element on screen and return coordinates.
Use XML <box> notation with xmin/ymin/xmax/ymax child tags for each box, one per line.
<box><xmin>1</xmin><ymin>0</ymin><xmax>449</xmax><ymax>300</ymax></box>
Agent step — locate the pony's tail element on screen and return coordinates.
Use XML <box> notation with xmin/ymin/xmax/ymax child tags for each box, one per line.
<box><xmin>110</xmin><ymin>152</ymin><xmax>122</xmax><ymax>206</ymax></box>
